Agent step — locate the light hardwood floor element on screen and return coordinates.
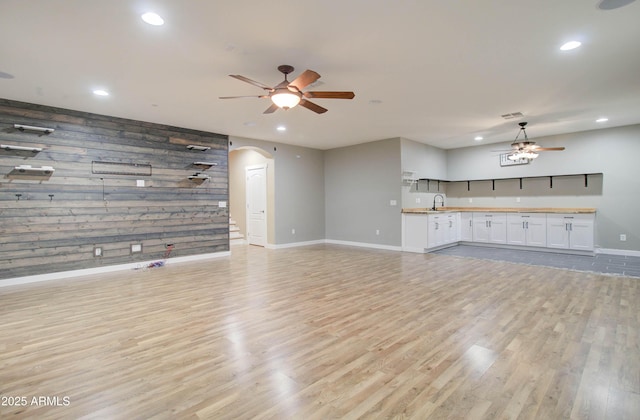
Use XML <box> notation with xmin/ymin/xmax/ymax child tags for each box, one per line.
<box><xmin>1</xmin><ymin>244</ymin><xmax>638</xmax><ymax>419</ymax></box>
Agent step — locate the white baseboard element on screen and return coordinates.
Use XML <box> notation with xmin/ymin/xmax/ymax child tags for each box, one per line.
<box><xmin>596</xmin><ymin>248</ymin><xmax>640</xmax><ymax>257</ymax></box>
<box><xmin>0</xmin><ymin>251</ymin><xmax>231</xmax><ymax>288</ymax></box>
<box><xmin>325</xmin><ymin>239</ymin><xmax>402</xmax><ymax>252</ymax></box>
<box><xmin>266</xmin><ymin>240</ymin><xmax>326</xmax><ymax>249</ymax></box>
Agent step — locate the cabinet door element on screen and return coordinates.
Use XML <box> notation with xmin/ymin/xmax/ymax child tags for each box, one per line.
<box><xmin>569</xmin><ymin>216</ymin><xmax>595</xmax><ymax>251</ymax></box>
<box><xmin>472</xmin><ymin>214</ymin><xmax>490</xmax><ymax>243</ymax></box>
<box><xmin>427</xmin><ymin>215</ymin><xmax>444</xmax><ymax>248</ymax></box>
<box><xmin>460</xmin><ymin>213</ymin><xmax>473</xmax><ymax>241</ymax></box>
<box><xmin>445</xmin><ymin>214</ymin><xmax>457</xmax><ymax>244</ymax></box>
<box><xmin>546</xmin><ymin>216</ymin><xmax>570</xmax><ymax>249</ymax></box>
<box><xmin>525</xmin><ymin>215</ymin><xmax>547</xmax><ymax>247</ymax></box>
<box><xmin>487</xmin><ymin>214</ymin><xmax>507</xmax><ymax>244</ymax></box>
<box><xmin>506</xmin><ymin>214</ymin><xmax>526</xmax><ymax>246</ymax></box>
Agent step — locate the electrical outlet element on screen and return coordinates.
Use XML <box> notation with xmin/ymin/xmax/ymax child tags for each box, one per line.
<box><xmin>468</xmin><ymin>198</ymin><xmax>473</xmax><ymax>203</ymax></box>
<box><xmin>93</xmin><ymin>247</ymin><xmax>102</xmax><ymax>257</ymax></box>
<box><xmin>376</xmin><ymin>229</ymin><xmax>380</xmax><ymax>235</ymax></box>
<box><xmin>130</xmin><ymin>243</ymin><xmax>142</xmax><ymax>254</ymax></box>
<box><xmin>390</xmin><ymin>200</ymin><xmax>397</xmax><ymax>206</ymax></box>
<box><xmin>416</xmin><ymin>197</ymin><xmax>421</xmax><ymax>204</ymax></box>
<box><xmin>620</xmin><ymin>234</ymin><xmax>627</xmax><ymax>241</ymax></box>
<box><xmin>291</xmin><ymin>228</ymin><xmax>296</xmax><ymax>235</ymax></box>
<box><xmin>516</xmin><ymin>197</ymin><xmax>521</xmax><ymax>203</ymax></box>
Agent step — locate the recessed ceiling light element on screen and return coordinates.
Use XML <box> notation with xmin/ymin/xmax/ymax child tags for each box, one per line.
<box><xmin>141</xmin><ymin>12</ymin><xmax>164</xmax><ymax>26</ymax></box>
<box><xmin>474</xmin><ymin>136</ymin><xmax>483</xmax><ymax>141</ymax></box>
<box><xmin>276</xmin><ymin>126</ymin><xmax>286</xmax><ymax>132</ymax></box>
<box><xmin>596</xmin><ymin>117</ymin><xmax>609</xmax><ymax>123</ymax></box>
<box><xmin>93</xmin><ymin>89</ymin><xmax>109</xmax><ymax>96</ymax></box>
<box><xmin>560</xmin><ymin>41</ymin><xmax>581</xmax><ymax>51</ymax></box>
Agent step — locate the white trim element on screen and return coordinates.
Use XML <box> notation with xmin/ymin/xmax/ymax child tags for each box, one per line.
<box><xmin>596</xmin><ymin>248</ymin><xmax>640</xmax><ymax>257</ymax></box>
<box><xmin>266</xmin><ymin>240</ymin><xmax>326</xmax><ymax>249</ymax></box>
<box><xmin>0</xmin><ymin>251</ymin><xmax>230</xmax><ymax>288</ymax></box>
<box><xmin>325</xmin><ymin>239</ymin><xmax>402</xmax><ymax>252</ymax></box>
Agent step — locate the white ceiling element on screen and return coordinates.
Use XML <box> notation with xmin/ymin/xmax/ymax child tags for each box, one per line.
<box><xmin>1</xmin><ymin>1</ymin><xmax>639</xmax><ymax>150</ymax></box>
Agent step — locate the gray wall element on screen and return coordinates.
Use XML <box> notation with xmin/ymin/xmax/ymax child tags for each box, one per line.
<box><xmin>325</xmin><ymin>138</ymin><xmax>402</xmax><ymax>246</ymax></box>
<box><xmin>229</xmin><ymin>136</ymin><xmax>325</xmax><ymax>245</ymax></box>
<box><xmin>445</xmin><ymin>124</ymin><xmax>640</xmax><ymax>251</ymax></box>
<box><xmin>401</xmin><ymin>138</ymin><xmax>448</xmax><ymax>209</ymax></box>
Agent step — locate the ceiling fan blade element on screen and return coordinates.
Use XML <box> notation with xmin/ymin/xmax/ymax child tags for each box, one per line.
<box><xmin>289</xmin><ymin>70</ymin><xmax>321</xmax><ymax>91</ymax></box>
<box><xmin>263</xmin><ymin>103</ymin><xmax>279</xmax><ymax>114</ymax></box>
<box><xmin>219</xmin><ymin>95</ymin><xmax>268</xmax><ymax>99</ymax></box>
<box><xmin>299</xmin><ymin>99</ymin><xmax>328</xmax><ymax>114</ymax></box>
<box><xmin>303</xmin><ymin>91</ymin><xmax>355</xmax><ymax>99</ymax></box>
<box><xmin>229</xmin><ymin>75</ymin><xmax>273</xmax><ymax>90</ymax></box>
<box><xmin>536</xmin><ymin>147</ymin><xmax>565</xmax><ymax>151</ymax></box>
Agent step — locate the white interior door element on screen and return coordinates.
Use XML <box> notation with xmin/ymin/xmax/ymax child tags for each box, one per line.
<box><xmin>246</xmin><ymin>164</ymin><xmax>267</xmax><ymax>247</ymax></box>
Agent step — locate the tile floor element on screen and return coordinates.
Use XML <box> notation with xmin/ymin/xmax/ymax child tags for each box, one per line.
<box><xmin>433</xmin><ymin>245</ymin><xmax>640</xmax><ymax>278</ymax></box>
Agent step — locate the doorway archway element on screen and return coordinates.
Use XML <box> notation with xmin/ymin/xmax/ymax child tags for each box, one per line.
<box><xmin>228</xmin><ymin>147</ymin><xmax>275</xmax><ymax>246</ymax></box>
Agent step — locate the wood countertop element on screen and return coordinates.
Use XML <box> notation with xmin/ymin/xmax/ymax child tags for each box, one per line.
<box><xmin>402</xmin><ymin>207</ymin><xmax>597</xmax><ymax>214</ymax></box>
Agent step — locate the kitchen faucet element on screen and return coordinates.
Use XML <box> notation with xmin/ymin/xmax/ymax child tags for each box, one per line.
<box><xmin>432</xmin><ymin>194</ymin><xmax>445</xmax><ymax>211</ymax></box>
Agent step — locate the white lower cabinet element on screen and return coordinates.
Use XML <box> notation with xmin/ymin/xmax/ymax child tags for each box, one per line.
<box><xmin>427</xmin><ymin>213</ymin><xmax>457</xmax><ymax>248</ymax></box>
<box><xmin>403</xmin><ymin>211</ymin><xmax>595</xmax><ymax>253</ymax></box>
<box><xmin>546</xmin><ymin>213</ymin><xmax>595</xmax><ymax>251</ymax></box>
<box><xmin>472</xmin><ymin>213</ymin><xmax>507</xmax><ymax>244</ymax></box>
<box><xmin>507</xmin><ymin>213</ymin><xmax>547</xmax><ymax>247</ymax></box>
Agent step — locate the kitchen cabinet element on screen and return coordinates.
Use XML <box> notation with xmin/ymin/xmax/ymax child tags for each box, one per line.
<box><xmin>402</xmin><ymin>213</ymin><xmax>429</xmax><ymax>252</ymax></box>
<box><xmin>427</xmin><ymin>213</ymin><xmax>457</xmax><ymax>248</ymax></box>
<box><xmin>472</xmin><ymin>213</ymin><xmax>507</xmax><ymax>244</ymax></box>
<box><xmin>459</xmin><ymin>212</ymin><xmax>473</xmax><ymax>242</ymax></box>
<box><xmin>546</xmin><ymin>213</ymin><xmax>595</xmax><ymax>251</ymax></box>
<box><xmin>507</xmin><ymin>213</ymin><xmax>547</xmax><ymax>247</ymax></box>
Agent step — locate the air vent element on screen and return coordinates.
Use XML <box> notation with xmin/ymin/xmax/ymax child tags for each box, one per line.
<box><xmin>501</xmin><ymin>112</ymin><xmax>524</xmax><ymax>120</ymax></box>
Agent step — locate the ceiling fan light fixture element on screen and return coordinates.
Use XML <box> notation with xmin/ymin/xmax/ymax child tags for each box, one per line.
<box><xmin>509</xmin><ymin>151</ymin><xmax>538</xmax><ymax>161</ymax></box>
<box><xmin>271</xmin><ymin>89</ymin><xmax>301</xmax><ymax>109</ymax></box>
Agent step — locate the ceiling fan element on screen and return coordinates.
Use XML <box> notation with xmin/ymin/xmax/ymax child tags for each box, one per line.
<box><xmin>498</xmin><ymin>122</ymin><xmax>565</xmax><ymax>160</ymax></box>
<box><xmin>219</xmin><ymin>65</ymin><xmax>355</xmax><ymax>114</ymax></box>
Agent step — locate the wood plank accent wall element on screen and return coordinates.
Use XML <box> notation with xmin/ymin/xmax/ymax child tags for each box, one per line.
<box><xmin>0</xmin><ymin>99</ymin><xmax>229</xmax><ymax>280</ymax></box>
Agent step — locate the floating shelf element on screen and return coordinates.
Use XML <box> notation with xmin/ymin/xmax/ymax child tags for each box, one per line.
<box><xmin>416</xmin><ymin>173</ymin><xmax>603</xmax><ymax>191</ymax></box>
<box><xmin>1</xmin><ymin>144</ymin><xmax>43</xmax><ymax>153</ymax></box>
<box><xmin>91</xmin><ymin>161</ymin><xmax>152</xmax><ymax>176</ymax></box>
<box><xmin>14</xmin><ymin>124</ymin><xmax>54</xmax><ymax>135</ymax></box>
<box><xmin>402</xmin><ymin>170</ymin><xmax>417</xmax><ymax>183</ymax></box>
<box><xmin>193</xmin><ymin>161</ymin><xmax>218</xmax><ymax>168</ymax></box>
<box><xmin>187</xmin><ymin>145</ymin><xmax>210</xmax><ymax>151</ymax></box>
<box><xmin>13</xmin><ymin>165</ymin><xmax>55</xmax><ymax>175</ymax></box>
<box><xmin>188</xmin><ymin>173</ymin><xmax>210</xmax><ymax>181</ymax></box>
